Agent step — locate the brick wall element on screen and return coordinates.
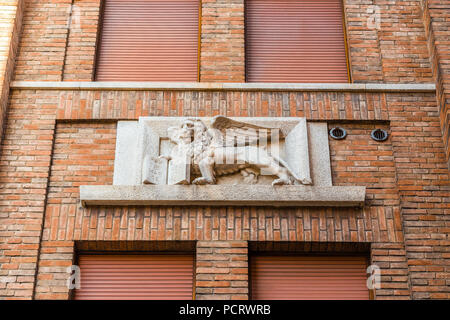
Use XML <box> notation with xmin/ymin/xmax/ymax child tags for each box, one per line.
<box><xmin>388</xmin><ymin>93</ymin><xmax>449</xmax><ymax>299</ymax></box>
<box><xmin>50</xmin><ymin>90</ymin><xmax>390</xmax><ymax>120</ymax></box>
<box><xmin>345</xmin><ymin>0</ymin><xmax>433</xmax><ymax>83</ymax></box>
<box><xmin>0</xmin><ymin>89</ymin><xmax>57</xmax><ymax>299</ymax></box>
<box><xmin>420</xmin><ymin>0</ymin><xmax>450</xmax><ymax>167</ymax></box>
<box><xmin>0</xmin><ymin>0</ymin><xmax>23</xmax><ymax>144</ymax></box>
<box><xmin>200</xmin><ymin>0</ymin><xmax>245</xmax><ymax>82</ymax></box>
<box><xmin>345</xmin><ymin>0</ymin><xmax>384</xmax><ymax>83</ymax></box>
<box><xmin>377</xmin><ymin>0</ymin><xmax>433</xmax><ymax>83</ymax></box>
<box><xmin>62</xmin><ymin>0</ymin><xmax>101</xmax><ymax>81</ymax></box>
<box><xmin>196</xmin><ymin>241</ymin><xmax>248</xmax><ymax>300</ymax></box>
<box><xmin>14</xmin><ymin>0</ymin><xmax>72</xmax><ymax>81</ymax></box>
<box><xmin>14</xmin><ymin>0</ymin><xmax>101</xmax><ymax>82</ymax></box>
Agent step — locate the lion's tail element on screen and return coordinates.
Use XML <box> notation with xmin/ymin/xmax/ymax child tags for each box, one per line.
<box><xmin>272</xmin><ymin>154</ymin><xmax>312</xmax><ymax>185</ymax></box>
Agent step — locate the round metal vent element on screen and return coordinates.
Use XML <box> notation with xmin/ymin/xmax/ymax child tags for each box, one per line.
<box><xmin>329</xmin><ymin>127</ymin><xmax>347</xmax><ymax>140</ymax></box>
<box><xmin>371</xmin><ymin>129</ymin><xmax>389</xmax><ymax>142</ymax></box>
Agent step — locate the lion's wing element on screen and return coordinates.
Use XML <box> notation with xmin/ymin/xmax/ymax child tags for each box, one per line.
<box><xmin>210</xmin><ymin>116</ymin><xmax>284</xmax><ymax>146</ymax></box>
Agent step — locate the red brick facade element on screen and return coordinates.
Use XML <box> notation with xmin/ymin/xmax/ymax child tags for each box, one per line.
<box><xmin>0</xmin><ymin>0</ymin><xmax>23</xmax><ymax>145</ymax></box>
<box><xmin>421</xmin><ymin>0</ymin><xmax>450</xmax><ymax>168</ymax></box>
<box><xmin>0</xmin><ymin>0</ymin><xmax>448</xmax><ymax>300</ymax></box>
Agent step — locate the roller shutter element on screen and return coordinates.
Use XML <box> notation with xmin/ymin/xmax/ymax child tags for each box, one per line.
<box><xmin>96</xmin><ymin>0</ymin><xmax>199</xmax><ymax>81</ymax></box>
<box><xmin>74</xmin><ymin>255</ymin><xmax>194</xmax><ymax>300</ymax></box>
<box><xmin>251</xmin><ymin>256</ymin><xmax>369</xmax><ymax>300</ymax></box>
<box><xmin>245</xmin><ymin>0</ymin><xmax>349</xmax><ymax>83</ymax></box>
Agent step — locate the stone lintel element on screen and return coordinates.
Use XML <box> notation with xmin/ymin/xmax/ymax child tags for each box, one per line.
<box><xmin>80</xmin><ymin>185</ymin><xmax>366</xmax><ymax>207</ymax></box>
<box><xmin>10</xmin><ymin>81</ymin><xmax>436</xmax><ymax>93</ymax></box>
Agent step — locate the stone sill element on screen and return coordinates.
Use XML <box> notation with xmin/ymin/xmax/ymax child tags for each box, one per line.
<box><xmin>11</xmin><ymin>81</ymin><xmax>436</xmax><ymax>93</ymax></box>
<box><xmin>80</xmin><ymin>185</ymin><xmax>366</xmax><ymax>208</ymax></box>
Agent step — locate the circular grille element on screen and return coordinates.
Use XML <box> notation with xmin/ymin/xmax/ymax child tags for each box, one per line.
<box><xmin>371</xmin><ymin>129</ymin><xmax>389</xmax><ymax>142</ymax></box>
<box><xmin>329</xmin><ymin>127</ymin><xmax>347</xmax><ymax>140</ymax></box>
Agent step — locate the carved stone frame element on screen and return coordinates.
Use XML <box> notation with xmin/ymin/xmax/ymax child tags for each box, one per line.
<box><xmin>80</xmin><ymin>117</ymin><xmax>366</xmax><ymax>207</ymax></box>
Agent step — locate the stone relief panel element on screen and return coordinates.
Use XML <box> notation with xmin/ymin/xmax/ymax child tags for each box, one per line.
<box><xmin>113</xmin><ymin>116</ymin><xmax>329</xmax><ymax>187</ymax></box>
<box><xmin>80</xmin><ymin>116</ymin><xmax>365</xmax><ymax>207</ymax></box>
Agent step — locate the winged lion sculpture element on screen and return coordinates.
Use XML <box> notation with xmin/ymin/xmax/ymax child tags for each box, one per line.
<box><xmin>165</xmin><ymin>116</ymin><xmax>312</xmax><ymax>186</ymax></box>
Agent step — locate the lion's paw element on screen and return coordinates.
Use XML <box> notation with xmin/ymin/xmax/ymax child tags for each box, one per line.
<box><xmin>192</xmin><ymin>177</ymin><xmax>215</xmax><ymax>185</ymax></box>
<box><xmin>272</xmin><ymin>178</ymin><xmax>291</xmax><ymax>186</ymax></box>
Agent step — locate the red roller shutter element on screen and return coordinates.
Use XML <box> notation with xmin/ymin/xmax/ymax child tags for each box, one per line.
<box><xmin>251</xmin><ymin>256</ymin><xmax>369</xmax><ymax>300</ymax></box>
<box><xmin>96</xmin><ymin>0</ymin><xmax>199</xmax><ymax>81</ymax></box>
<box><xmin>245</xmin><ymin>0</ymin><xmax>349</xmax><ymax>83</ymax></box>
<box><xmin>74</xmin><ymin>255</ymin><xmax>194</xmax><ymax>300</ymax></box>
